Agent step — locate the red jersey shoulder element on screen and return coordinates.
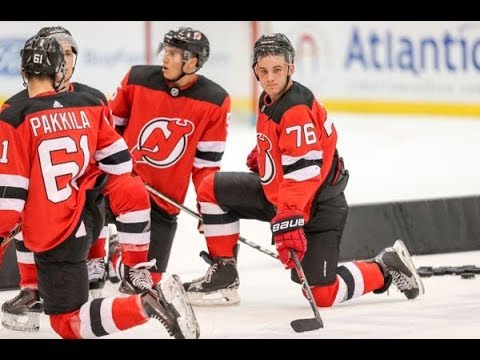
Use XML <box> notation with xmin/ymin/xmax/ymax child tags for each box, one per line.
<box><xmin>259</xmin><ymin>82</ymin><xmax>315</xmax><ymax>124</ymax></box>
<box><xmin>125</xmin><ymin>66</ymin><xmax>229</xmax><ymax>108</ymax></box>
<box><xmin>127</xmin><ymin>65</ymin><xmax>165</xmax><ymax>90</ymax></box>
<box><xmin>72</xmin><ymin>82</ymin><xmax>108</xmax><ymax>104</ymax></box>
<box><xmin>1</xmin><ymin>89</ymin><xmax>29</xmax><ymax>111</ymax></box>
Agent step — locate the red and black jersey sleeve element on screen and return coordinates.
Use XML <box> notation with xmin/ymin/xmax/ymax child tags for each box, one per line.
<box><xmin>191</xmin><ymin>94</ymin><xmax>231</xmax><ymax>192</ymax></box>
<box><xmin>0</xmin><ymin>114</ymin><xmax>30</xmax><ymax>238</ymax></box>
<box><xmin>94</xmin><ymin>104</ymin><xmax>132</xmax><ymax>175</ymax></box>
<box><xmin>109</xmin><ymin>67</ymin><xmax>134</xmax><ymax>128</ymax></box>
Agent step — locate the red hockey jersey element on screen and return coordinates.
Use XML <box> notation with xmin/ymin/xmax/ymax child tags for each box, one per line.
<box><xmin>110</xmin><ymin>65</ymin><xmax>230</xmax><ymax>214</ymax></box>
<box><xmin>256</xmin><ymin>81</ymin><xmax>338</xmax><ymax>222</ymax></box>
<box><xmin>0</xmin><ymin>91</ymin><xmax>132</xmax><ymax>251</ymax></box>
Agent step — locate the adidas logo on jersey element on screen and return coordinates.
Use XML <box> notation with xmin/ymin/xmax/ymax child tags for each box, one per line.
<box><xmin>53</xmin><ymin>100</ymin><xmax>63</xmax><ymax>108</ymax></box>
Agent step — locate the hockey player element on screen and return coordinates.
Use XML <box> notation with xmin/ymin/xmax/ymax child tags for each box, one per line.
<box><xmin>1</xmin><ymin>26</ymin><xmax>112</xmax><ymax>300</ymax></box>
<box><xmin>183</xmin><ymin>33</ymin><xmax>425</xmax><ymax>308</ymax></box>
<box><xmin>0</xmin><ymin>35</ymin><xmax>199</xmax><ymax>339</ymax></box>
<box><xmin>0</xmin><ymin>26</ymin><xmax>152</xmax><ymax>332</ymax></box>
<box><xmin>109</xmin><ymin>27</ymin><xmax>230</xmax><ymax>291</ymax></box>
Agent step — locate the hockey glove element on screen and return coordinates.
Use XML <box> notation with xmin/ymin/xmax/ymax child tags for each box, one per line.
<box><xmin>271</xmin><ymin>209</ymin><xmax>307</xmax><ymax>269</ymax></box>
<box><xmin>246</xmin><ymin>146</ymin><xmax>259</xmax><ymax>173</ymax></box>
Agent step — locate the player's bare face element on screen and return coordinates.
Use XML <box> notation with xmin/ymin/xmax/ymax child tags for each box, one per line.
<box><xmin>255</xmin><ymin>55</ymin><xmax>289</xmax><ymax>102</ymax></box>
<box><xmin>160</xmin><ymin>45</ymin><xmax>184</xmax><ymax>81</ymax></box>
<box><xmin>62</xmin><ymin>46</ymin><xmax>75</xmax><ymax>84</ymax></box>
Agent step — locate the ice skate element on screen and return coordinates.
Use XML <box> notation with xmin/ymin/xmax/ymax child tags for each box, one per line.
<box><xmin>183</xmin><ymin>256</ymin><xmax>240</xmax><ymax>306</ymax></box>
<box><xmin>87</xmin><ymin>258</ymin><xmax>107</xmax><ymax>298</ymax></box>
<box><xmin>141</xmin><ymin>274</ymin><xmax>200</xmax><ymax>339</ymax></box>
<box><xmin>373</xmin><ymin>239</ymin><xmax>425</xmax><ymax>299</ymax></box>
<box><xmin>119</xmin><ymin>259</ymin><xmax>155</xmax><ymax>294</ymax></box>
<box><xmin>1</xmin><ymin>288</ymin><xmax>43</xmax><ymax>332</ymax></box>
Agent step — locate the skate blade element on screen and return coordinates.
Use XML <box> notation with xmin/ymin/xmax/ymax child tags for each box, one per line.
<box><xmin>161</xmin><ymin>274</ymin><xmax>200</xmax><ymax>339</ymax></box>
<box><xmin>187</xmin><ymin>288</ymin><xmax>241</xmax><ymax>307</ymax></box>
<box><xmin>108</xmin><ymin>269</ymin><xmax>121</xmax><ymax>284</ymax></box>
<box><xmin>393</xmin><ymin>240</ymin><xmax>425</xmax><ymax>296</ymax></box>
<box><xmin>2</xmin><ymin>312</ymin><xmax>40</xmax><ymax>333</ymax></box>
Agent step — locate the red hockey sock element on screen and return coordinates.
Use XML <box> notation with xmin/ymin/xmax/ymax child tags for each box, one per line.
<box><xmin>19</xmin><ymin>263</ymin><xmax>38</xmax><ymax>288</ymax></box>
<box><xmin>353</xmin><ymin>261</ymin><xmax>385</xmax><ymax>293</ymax></box>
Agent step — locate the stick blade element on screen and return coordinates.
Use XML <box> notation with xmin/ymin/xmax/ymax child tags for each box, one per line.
<box><xmin>290</xmin><ymin>317</ymin><xmax>323</xmax><ymax>333</ymax></box>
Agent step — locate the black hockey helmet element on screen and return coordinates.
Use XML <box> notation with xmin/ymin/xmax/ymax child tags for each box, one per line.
<box><xmin>21</xmin><ymin>35</ymin><xmax>65</xmax><ymax>77</ymax></box>
<box><xmin>251</xmin><ymin>33</ymin><xmax>295</xmax><ymax>68</ymax></box>
<box><xmin>37</xmin><ymin>26</ymin><xmax>78</xmax><ymax>55</ymax></box>
<box><xmin>161</xmin><ymin>27</ymin><xmax>210</xmax><ymax>69</ymax></box>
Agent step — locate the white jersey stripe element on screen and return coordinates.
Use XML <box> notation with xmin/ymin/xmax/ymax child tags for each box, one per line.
<box><xmin>98</xmin><ymin>161</ymin><xmax>132</xmax><ymax>175</ymax></box>
<box><xmin>194</xmin><ymin>158</ymin><xmax>222</xmax><ymax>169</ymax></box>
<box><xmin>197</xmin><ymin>141</ymin><xmax>226</xmax><ymax>153</ymax></box>
<box><xmin>281</xmin><ymin>150</ymin><xmax>323</xmax><ymax>166</ymax></box>
<box><xmin>0</xmin><ymin>174</ymin><xmax>29</xmax><ymax>189</ymax></box>
<box><xmin>0</xmin><ymin>198</ymin><xmax>25</xmax><ymax>212</ymax></box>
<box><xmin>283</xmin><ymin>166</ymin><xmax>320</xmax><ymax>181</ymax></box>
<box><xmin>94</xmin><ymin>139</ymin><xmax>129</xmax><ymax>161</ymax></box>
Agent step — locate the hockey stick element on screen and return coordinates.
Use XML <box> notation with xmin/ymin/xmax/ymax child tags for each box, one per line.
<box><xmin>1</xmin><ymin>223</ymin><xmax>21</xmax><ymax>249</ymax></box>
<box><xmin>0</xmin><ymin>223</ymin><xmax>21</xmax><ymax>266</ymax></box>
<box><xmin>290</xmin><ymin>250</ymin><xmax>324</xmax><ymax>332</ymax></box>
<box><xmin>144</xmin><ymin>182</ymin><xmax>279</xmax><ymax>260</ymax></box>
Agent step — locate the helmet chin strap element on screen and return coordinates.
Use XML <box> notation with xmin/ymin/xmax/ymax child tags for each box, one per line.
<box><xmin>281</xmin><ymin>65</ymin><xmax>292</xmax><ymax>94</ymax></box>
<box><xmin>167</xmin><ymin>58</ymin><xmax>198</xmax><ymax>87</ymax></box>
<box><xmin>53</xmin><ymin>71</ymin><xmax>67</xmax><ymax>92</ymax></box>
<box><xmin>59</xmin><ymin>56</ymin><xmax>77</xmax><ymax>92</ymax></box>
<box><xmin>169</xmin><ymin>69</ymin><xmax>192</xmax><ymax>83</ymax></box>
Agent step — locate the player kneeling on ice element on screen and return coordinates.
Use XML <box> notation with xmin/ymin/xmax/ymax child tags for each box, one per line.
<box><xmin>183</xmin><ymin>33</ymin><xmax>424</xmax><ymax>308</ymax></box>
<box><xmin>0</xmin><ymin>35</ymin><xmax>199</xmax><ymax>339</ymax></box>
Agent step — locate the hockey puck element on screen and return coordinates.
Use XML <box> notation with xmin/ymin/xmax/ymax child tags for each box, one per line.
<box><xmin>461</xmin><ymin>273</ymin><xmax>475</xmax><ymax>279</ymax></box>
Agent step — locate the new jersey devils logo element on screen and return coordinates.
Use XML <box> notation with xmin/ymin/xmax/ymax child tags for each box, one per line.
<box><xmin>132</xmin><ymin>118</ymin><xmax>194</xmax><ymax>168</ymax></box>
<box><xmin>257</xmin><ymin>133</ymin><xmax>275</xmax><ymax>185</ymax></box>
